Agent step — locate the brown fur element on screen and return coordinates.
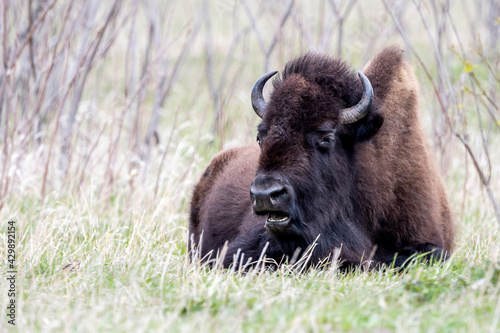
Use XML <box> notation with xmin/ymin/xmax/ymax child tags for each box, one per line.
<box><xmin>189</xmin><ymin>47</ymin><xmax>454</xmax><ymax>268</ymax></box>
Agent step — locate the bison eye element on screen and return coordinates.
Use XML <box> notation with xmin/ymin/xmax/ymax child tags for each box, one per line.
<box><xmin>318</xmin><ymin>136</ymin><xmax>334</xmax><ymax>149</ymax></box>
<box><xmin>256</xmin><ymin>135</ymin><xmax>262</xmax><ymax>147</ymax></box>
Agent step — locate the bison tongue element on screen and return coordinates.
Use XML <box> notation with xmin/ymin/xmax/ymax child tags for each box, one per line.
<box><xmin>267</xmin><ymin>212</ymin><xmax>289</xmax><ymax>222</ymax></box>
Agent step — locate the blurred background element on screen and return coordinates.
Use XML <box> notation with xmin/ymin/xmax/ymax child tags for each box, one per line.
<box><xmin>0</xmin><ymin>0</ymin><xmax>499</xmax><ymax>233</ymax></box>
<box><xmin>1</xmin><ymin>2</ymin><xmax>500</xmax><ymax>330</ymax></box>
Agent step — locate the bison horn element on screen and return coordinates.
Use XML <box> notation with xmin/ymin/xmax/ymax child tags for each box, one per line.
<box><xmin>339</xmin><ymin>71</ymin><xmax>374</xmax><ymax>125</ymax></box>
<box><xmin>251</xmin><ymin>70</ymin><xmax>278</xmax><ymax>118</ymax></box>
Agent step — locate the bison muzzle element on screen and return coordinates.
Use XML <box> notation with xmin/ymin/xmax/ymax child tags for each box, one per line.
<box><xmin>189</xmin><ymin>47</ymin><xmax>454</xmax><ymax>269</ymax></box>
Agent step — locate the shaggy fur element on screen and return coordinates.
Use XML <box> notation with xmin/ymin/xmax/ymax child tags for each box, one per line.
<box><xmin>189</xmin><ymin>47</ymin><xmax>454</xmax><ymax>268</ymax></box>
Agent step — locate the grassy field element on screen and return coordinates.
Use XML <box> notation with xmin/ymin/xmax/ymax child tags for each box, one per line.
<box><xmin>1</xmin><ymin>0</ymin><xmax>500</xmax><ymax>332</ymax></box>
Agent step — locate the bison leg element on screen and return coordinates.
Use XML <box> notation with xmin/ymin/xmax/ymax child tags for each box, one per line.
<box><xmin>385</xmin><ymin>243</ymin><xmax>449</xmax><ymax>268</ymax></box>
<box><xmin>221</xmin><ymin>233</ymin><xmax>286</xmax><ymax>269</ymax></box>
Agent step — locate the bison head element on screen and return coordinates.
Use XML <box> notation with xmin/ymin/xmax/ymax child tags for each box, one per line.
<box><xmin>249</xmin><ymin>54</ymin><xmax>382</xmax><ymax>257</ymax></box>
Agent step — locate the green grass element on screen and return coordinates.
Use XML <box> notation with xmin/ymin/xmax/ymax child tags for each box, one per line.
<box><xmin>3</xmin><ymin>186</ymin><xmax>500</xmax><ymax>332</ymax></box>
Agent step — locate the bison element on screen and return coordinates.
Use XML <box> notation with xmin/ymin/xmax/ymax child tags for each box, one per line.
<box><xmin>189</xmin><ymin>47</ymin><xmax>454</xmax><ymax>269</ymax></box>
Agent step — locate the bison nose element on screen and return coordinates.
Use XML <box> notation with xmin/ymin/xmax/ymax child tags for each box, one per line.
<box><xmin>250</xmin><ymin>177</ymin><xmax>289</xmax><ymax>214</ymax></box>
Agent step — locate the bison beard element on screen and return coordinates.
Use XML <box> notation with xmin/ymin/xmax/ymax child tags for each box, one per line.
<box><xmin>189</xmin><ymin>47</ymin><xmax>454</xmax><ymax>270</ymax></box>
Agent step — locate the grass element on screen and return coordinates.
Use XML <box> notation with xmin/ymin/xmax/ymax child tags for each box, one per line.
<box><xmin>4</xmin><ymin>155</ymin><xmax>500</xmax><ymax>332</ymax></box>
<box><xmin>9</xmin><ymin>198</ymin><xmax>500</xmax><ymax>332</ymax></box>
<box><xmin>1</xmin><ymin>0</ymin><xmax>500</xmax><ymax>332</ymax></box>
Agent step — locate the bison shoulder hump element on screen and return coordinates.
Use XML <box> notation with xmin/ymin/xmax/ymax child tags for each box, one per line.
<box><xmin>363</xmin><ymin>46</ymin><xmax>418</xmax><ymax>100</ymax></box>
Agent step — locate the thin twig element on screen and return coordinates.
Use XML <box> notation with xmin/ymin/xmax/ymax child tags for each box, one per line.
<box><xmin>153</xmin><ymin>107</ymin><xmax>179</xmax><ymax>201</ymax></box>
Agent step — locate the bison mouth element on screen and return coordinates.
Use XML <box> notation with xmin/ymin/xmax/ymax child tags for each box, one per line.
<box><xmin>266</xmin><ymin>212</ymin><xmax>291</xmax><ymax>232</ymax></box>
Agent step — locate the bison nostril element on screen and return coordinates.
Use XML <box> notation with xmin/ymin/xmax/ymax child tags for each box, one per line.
<box><xmin>270</xmin><ymin>187</ymin><xmax>287</xmax><ymax>201</ymax></box>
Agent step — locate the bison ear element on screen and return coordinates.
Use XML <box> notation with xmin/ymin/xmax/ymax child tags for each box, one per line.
<box><xmin>338</xmin><ymin>103</ymin><xmax>383</xmax><ymax>146</ymax></box>
<box><xmin>353</xmin><ymin>105</ymin><xmax>384</xmax><ymax>142</ymax></box>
